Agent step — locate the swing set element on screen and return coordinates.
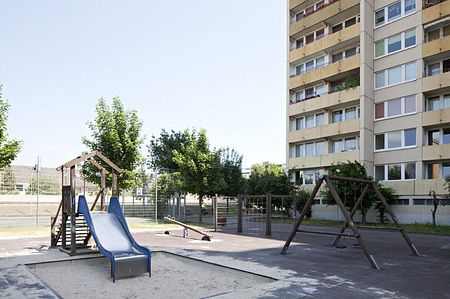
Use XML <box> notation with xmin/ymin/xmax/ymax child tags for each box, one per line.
<box><xmin>281</xmin><ymin>175</ymin><xmax>420</xmax><ymax>269</ymax></box>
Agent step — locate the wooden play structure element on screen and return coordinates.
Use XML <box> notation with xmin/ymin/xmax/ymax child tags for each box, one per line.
<box><xmin>50</xmin><ymin>151</ymin><xmax>123</xmax><ymax>255</ymax></box>
<box><xmin>163</xmin><ymin>216</ymin><xmax>212</xmax><ymax>241</ymax></box>
<box><xmin>281</xmin><ymin>175</ymin><xmax>420</xmax><ymax>269</ymax></box>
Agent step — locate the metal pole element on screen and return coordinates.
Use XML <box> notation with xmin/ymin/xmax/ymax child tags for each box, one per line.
<box><xmin>36</xmin><ymin>156</ymin><xmax>40</xmax><ymax>227</ymax></box>
<box><xmin>237</xmin><ymin>194</ymin><xmax>243</xmax><ymax>233</ymax></box>
<box><xmin>155</xmin><ymin>172</ymin><xmax>158</xmax><ymax>222</ymax></box>
<box><xmin>266</xmin><ymin>193</ymin><xmax>272</xmax><ymax>236</ymax></box>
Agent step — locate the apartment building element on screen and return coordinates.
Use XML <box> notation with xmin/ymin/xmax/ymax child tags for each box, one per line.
<box><xmin>286</xmin><ymin>0</ymin><xmax>450</xmax><ymax>223</ymax></box>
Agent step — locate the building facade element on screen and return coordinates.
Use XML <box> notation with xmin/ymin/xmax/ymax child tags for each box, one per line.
<box><xmin>286</xmin><ymin>0</ymin><xmax>450</xmax><ymax>223</ymax></box>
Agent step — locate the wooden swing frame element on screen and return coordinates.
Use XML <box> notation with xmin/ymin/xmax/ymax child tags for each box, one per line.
<box><xmin>281</xmin><ymin>175</ymin><xmax>420</xmax><ymax>269</ymax></box>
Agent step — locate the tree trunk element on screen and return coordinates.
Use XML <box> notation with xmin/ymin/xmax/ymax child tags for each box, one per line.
<box><xmin>379</xmin><ymin>209</ymin><xmax>385</xmax><ymax>224</ymax></box>
<box><xmin>361</xmin><ymin>209</ymin><xmax>367</xmax><ymax>224</ymax></box>
<box><xmin>199</xmin><ymin>195</ymin><xmax>203</xmax><ymax>223</ymax></box>
<box><xmin>431</xmin><ymin>204</ymin><xmax>438</xmax><ymax>227</ymax></box>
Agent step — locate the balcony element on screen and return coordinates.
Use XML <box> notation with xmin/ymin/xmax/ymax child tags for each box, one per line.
<box><xmin>288</xmin><ymin>150</ymin><xmax>359</xmax><ymax>169</ymax></box>
<box><xmin>289</xmin><ymin>87</ymin><xmax>359</xmax><ymax>116</ymax></box>
<box><xmin>422</xmin><ymin>71</ymin><xmax>450</xmax><ymax>93</ymax></box>
<box><xmin>382</xmin><ymin>179</ymin><xmax>446</xmax><ymax>196</ymax></box>
<box><xmin>289</xmin><ymin>55</ymin><xmax>359</xmax><ymax>89</ymax></box>
<box><xmin>423</xmin><ymin>0</ymin><xmax>450</xmax><ymax>25</ymax></box>
<box><xmin>422</xmin><ymin>35</ymin><xmax>450</xmax><ymax>58</ymax></box>
<box><xmin>287</xmin><ymin>118</ymin><xmax>359</xmax><ymax>143</ymax></box>
<box><xmin>289</xmin><ymin>0</ymin><xmax>306</xmax><ymax>10</ymax></box>
<box><xmin>290</xmin><ymin>24</ymin><xmax>360</xmax><ymax>63</ymax></box>
<box><xmin>423</xmin><ymin>108</ymin><xmax>450</xmax><ymax>126</ymax></box>
<box><xmin>423</xmin><ymin>144</ymin><xmax>450</xmax><ymax>161</ymax></box>
<box><xmin>290</xmin><ymin>0</ymin><xmax>359</xmax><ymax>36</ymax></box>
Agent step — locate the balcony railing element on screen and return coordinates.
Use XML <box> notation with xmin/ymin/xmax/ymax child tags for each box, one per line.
<box><xmin>289</xmin><ymin>84</ymin><xmax>359</xmax><ymax>105</ymax></box>
<box><xmin>290</xmin><ymin>0</ymin><xmax>339</xmax><ymax>25</ymax></box>
<box><xmin>423</xmin><ymin>0</ymin><xmax>448</xmax><ymax>8</ymax></box>
<box><xmin>290</xmin><ymin>20</ymin><xmax>359</xmax><ymax>51</ymax></box>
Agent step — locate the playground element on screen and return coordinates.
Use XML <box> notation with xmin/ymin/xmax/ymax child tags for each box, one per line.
<box><xmin>1</xmin><ymin>152</ymin><xmax>450</xmax><ymax>298</ymax></box>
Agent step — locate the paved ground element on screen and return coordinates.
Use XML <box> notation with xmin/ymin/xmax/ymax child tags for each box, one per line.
<box><xmin>0</xmin><ymin>223</ymin><xmax>450</xmax><ymax>298</ymax></box>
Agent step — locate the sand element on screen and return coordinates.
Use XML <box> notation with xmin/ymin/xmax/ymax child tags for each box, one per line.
<box><xmin>28</xmin><ymin>251</ymin><xmax>274</xmax><ymax>298</ymax></box>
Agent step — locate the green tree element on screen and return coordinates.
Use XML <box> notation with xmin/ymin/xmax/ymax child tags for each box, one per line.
<box><xmin>172</xmin><ymin>129</ymin><xmax>223</xmax><ymax>222</ymax></box>
<box><xmin>0</xmin><ymin>84</ymin><xmax>21</xmax><ymax>169</ymax></box>
<box><xmin>322</xmin><ymin>160</ymin><xmax>397</xmax><ymax>224</ymax></box>
<box><xmin>294</xmin><ymin>188</ymin><xmax>312</xmax><ymax>219</ymax></box>
<box><xmin>82</xmin><ymin>97</ymin><xmax>143</xmax><ymax>191</ymax></box>
<box><xmin>217</xmin><ymin>147</ymin><xmax>245</xmax><ymax>196</ymax></box>
<box><xmin>28</xmin><ymin>176</ymin><xmax>60</xmax><ymax>195</ymax></box>
<box><xmin>0</xmin><ymin>167</ymin><xmax>17</xmax><ymax>194</ymax></box>
<box><xmin>148</xmin><ymin>129</ymin><xmax>188</xmax><ymax>171</ymax></box>
<box><xmin>247</xmin><ymin>163</ymin><xmax>292</xmax><ymax>195</ymax></box>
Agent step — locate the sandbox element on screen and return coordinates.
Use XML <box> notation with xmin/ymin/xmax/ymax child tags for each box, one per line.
<box><xmin>26</xmin><ymin>251</ymin><xmax>276</xmax><ymax>298</ymax></box>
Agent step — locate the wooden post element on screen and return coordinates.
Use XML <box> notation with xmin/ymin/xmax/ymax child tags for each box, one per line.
<box><xmin>281</xmin><ymin>179</ymin><xmax>322</xmax><ymax>255</ymax></box>
<box><xmin>266</xmin><ymin>193</ymin><xmax>272</xmax><ymax>236</ymax></box>
<box><xmin>237</xmin><ymin>194</ymin><xmax>243</xmax><ymax>233</ymax></box>
<box><xmin>112</xmin><ymin>171</ymin><xmax>117</xmax><ymax>197</ymax></box>
<box><xmin>214</xmin><ymin>196</ymin><xmax>218</xmax><ymax>233</ymax></box>
<box><xmin>324</xmin><ymin>176</ymin><xmax>379</xmax><ymax>269</ymax></box>
<box><xmin>70</xmin><ymin>166</ymin><xmax>76</xmax><ymax>255</ymax></box>
<box><xmin>100</xmin><ymin>168</ymin><xmax>106</xmax><ymax>211</ymax></box>
<box><xmin>372</xmin><ymin>183</ymin><xmax>420</xmax><ymax>256</ymax></box>
<box><xmin>60</xmin><ymin>169</ymin><xmax>66</xmax><ymax>249</ymax></box>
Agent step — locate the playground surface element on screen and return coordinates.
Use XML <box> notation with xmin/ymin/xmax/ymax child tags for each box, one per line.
<box><xmin>1</xmin><ymin>222</ymin><xmax>450</xmax><ymax>298</ymax></box>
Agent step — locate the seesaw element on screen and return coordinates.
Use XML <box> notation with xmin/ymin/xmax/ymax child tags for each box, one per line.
<box><xmin>163</xmin><ymin>216</ymin><xmax>212</xmax><ymax>241</ymax></box>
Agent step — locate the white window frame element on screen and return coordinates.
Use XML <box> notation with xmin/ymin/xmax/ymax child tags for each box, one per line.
<box><xmin>331</xmin><ymin>105</ymin><xmax>360</xmax><ymax>123</ymax></box>
<box><xmin>426</xmin><ymin>58</ymin><xmax>450</xmax><ymax>77</ymax></box>
<box><xmin>374</xmin><ymin>61</ymin><xmax>417</xmax><ymax>90</ymax></box>
<box><xmin>426</xmin><ymin>93</ymin><xmax>450</xmax><ymax>111</ymax></box>
<box><xmin>425</xmin><ymin>127</ymin><xmax>450</xmax><ymax>146</ymax></box>
<box><xmin>374</xmin><ymin>129</ymin><xmax>417</xmax><ymax>152</ymax></box>
<box><xmin>374</xmin><ymin>162</ymin><xmax>416</xmax><ymax>181</ymax></box>
<box><xmin>294</xmin><ymin>140</ymin><xmax>327</xmax><ymax>157</ymax></box>
<box><xmin>332</xmin><ymin>137</ymin><xmax>359</xmax><ymax>153</ymax></box>
<box><xmin>374</xmin><ymin>28</ymin><xmax>416</xmax><ymax>59</ymax></box>
<box><xmin>374</xmin><ymin>94</ymin><xmax>417</xmax><ymax>121</ymax></box>
<box><xmin>374</xmin><ymin>0</ymin><xmax>416</xmax><ymax>29</ymax></box>
<box><xmin>291</xmin><ymin>83</ymin><xmax>329</xmax><ymax>103</ymax></box>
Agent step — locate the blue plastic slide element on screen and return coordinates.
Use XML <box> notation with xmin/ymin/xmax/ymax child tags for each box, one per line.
<box><xmin>78</xmin><ymin>195</ymin><xmax>151</xmax><ymax>282</ymax></box>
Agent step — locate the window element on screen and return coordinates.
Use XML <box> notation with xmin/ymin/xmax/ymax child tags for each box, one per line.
<box><xmin>443</xmin><ymin>163</ymin><xmax>450</xmax><ymax>178</ymax></box>
<box><xmin>345</xmin><ymin>47</ymin><xmax>357</xmax><ymax>58</ymax></box>
<box><xmin>332</xmin><ymin>23</ymin><xmax>343</xmax><ymax>33</ymax></box>
<box><xmin>404</xmin><ymin>95</ymin><xmax>416</xmax><ymax>113</ymax></box>
<box><xmin>304</xmin><ymin>171</ymin><xmax>314</xmax><ymax>185</ymax></box>
<box><xmin>426</xmin><ymin>163</ymin><xmax>440</xmax><ymax>179</ymax></box>
<box><xmin>315</xmin><ymin>84</ymin><xmax>325</xmax><ymax>96</ymax></box>
<box><xmin>375</xmin><ymin>1</ymin><xmax>416</xmax><ymax>27</ymax></box>
<box><xmin>375</xmin><ymin>166</ymin><xmax>385</xmax><ymax>181</ymax></box>
<box><xmin>375</xmin><ymin>72</ymin><xmax>385</xmax><ymax>88</ymax></box>
<box><xmin>428</xmin><ymin>130</ymin><xmax>440</xmax><ymax>146</ymax></box>
<box><xmin>428</xmin><ymin>62</ymin><xmax>440</xmax><ymax>76</ymax></box>
<box><xmin>393</xmin><ymin>199</ymin><xmax>410</xmax><ymax>205</ymax></box>
<box><xmin>345</xmin><ymin>17</ymin><xmax>356</xmax><ymax>28</ymax></box>
<box><xmin>387</xmin><ymin>98</ymin><xmax>401</xmax><ymax>117</ymax></box>
<box><xmin>388</xmin><ymin>34</ymin><xmax>401</xmax><ymax>53</ymax></box>
<box><xmin>428</xmin><ymin>29</ymin><xmax>440</xmax><ymax>42</ymax></box>
<box><xmin>404</xmin><ymin>0</ymin><xmax>415</xmax><ymax>14</ymax></box>
<box><xmin>332</xmin><ymin>52</ymin><xmax>343</xmax><ymax>63</ymax></box>
<box><xmin>345</xmin><ymin>107</ymin><xmax>357</xmax><ymax>120</ymax></box>
<box><xmin>375</xmin><ymin>134</ymin><xmax>385</xmax><ymax>150</ymax></box>
<box><xmin>332</xmin><ymin>111</ymin><xmax>342</xmax><ymax>123</ymax></box>
<box><xmin>404</xmin><ymin>29</ymin><xmax>416</xmax><ymax>48</ymax></box>
<box><xmin>388</xmin><ymin>164</ymin><xmax>402</xmax><ymax>180</ymax></box>
<box><xmin>444</xmin><ymin>25</ymin><xmax>450</xmax><ymax>37</ymax></box>
<box><xmin>306</xmin><ymin>61</ymin><xmax>314</xmax><ymax>72</ymax></box>
<box><xmin>443</xmin><ymin>128</ymin><xmax>450</xmax><ymax>144</ymax></box>
<box><xmin>305</xmin><ymin>33</ymin><xmax>315</xmax><ymax>45</ymax></box>
<box><xmin>316</xmin><ymin>1</ymin><xmax>324</xmax><ymax>9</ymax></box>
<box><xmin>305</xmin><ymin>5</ymin><xmax>314</xmax><ymax>15</ymax></box>
<box><xmin>375</xmin><ymin>10</ymin><xmax>385</xmax><ymax>26</ymax></box>
<box><xmin>305</xmin><ymin>87</ymin><xmax>314</xmax><ymax>99</ymax></box>
<box><xmin>305</xmin><ymin>115</ymin><xmax>314</xmax><ymax>128</ymax></box>
<box><xmin>295</xmin><ymin>12</ymin><xmax>304</xmax><ymax>22</ymax></box>
<box><xmin>296</xmin><ymin>64</ymin><xmax>304</xmax><ymax>75</ymax></box>
<box><xmin>295</xmin><ymin>91</ymin><xmax>304</xmax><ymax>102</ymax></box>
<box><xmin>427</xmin><ymin>96</ymin><xmax>441</xmax><ymax>111</ymax></box>
<box><xmin>388</xmin><ymin>2</ymin><xmax>401</xmax><ymax>21</ymax></box>
<box><xmin>296</xmin><ymin>118</ymin><xmax>304</xmax><ymax>130</ymax></box>
<box><xmin>405</xmin><ymin>62</ymin><xmax>416</xmax><ymax>81</ymax></box>
<box><xmin>404</xmin><ymin>129</ymin><xmax>416</xmax><ymax>146</ymax></box>
<box><xmin>375</xmin><ymin>129</ymin><xmax>416</xmax><ymax>150</ymax></box>
<box><xmin>332</xmin><ymin>140</ymin><xmax>343</xmax><ymax>153</ymax></box>
<box><xmin>375</xmin><ymin>103</ymin><xmax>384</xmax><ymax>119</ymax></box>
<box><xmin>376</xmin><ymin>162</ymin><xmax>416</xmax><ymax>181</ymax></box>
<box><xmin>295</xmin><ymin>144</ymin><xmax>304</xmax><ymax>157</ymax></box>
<box><xmin>375</xmin><ymin>40</ymin><xmax>385</xmax><ymax>58</ymax></box>
<box><xmin>375</xmin><ymin>62</ymin><xmax>416</xmax><ymax>89</ymax></box>
<box><xmin>316</xmin><ymin>56</ymin><xmax>325</xmax><ymax>68</ymax></box>
<box><xmin>345</xmin><ymin>137</ymin><xmax>358</xmax><ymax>151</ymax></box>
<box><xmin>387</xmin><ymin>131</ymin><xmax>402</xmax><ymax>148</ymax></box>
<box><xmin>305</xmin><ymin>143</ymin><xmax>314</xmax><ymax>156</ymax></box>
<box><xmin>445</xmin><ymin>95</ymin><xmax>450</xmax><ymax>109</ymax></box>
<box><xmin>315</xmin><ymin>141</ymin><xmax>325</xmax><ymax>155</ymax></box>
<box><xmin>295</xmin><ymin>38</ymin><xmax>304</xmax><ymax>49</ymax></box>
<box><xmin>316</xmin><ymin>28</ymin><xmax>325</xmax><ymax>40</ymax></box>
<box><xmin>316</xmin><ymin>113</ymin><xmax>324</xmax><ymax>126</ymax></box>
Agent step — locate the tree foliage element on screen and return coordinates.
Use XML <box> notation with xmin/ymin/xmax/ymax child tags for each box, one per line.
<box><xmin>322</xmin><ymin>160</ymin><xmax>397</xmax><ymax>223</ymax></box>
<box><xmin>0</xmin><ymin>85</ymin><xmax>21</xmax><ymax>169</ymax></box>
<box><xmin>82</xmin><ymin>97</ymin><xmax>143</xmax><ymax>191</ymax></box>
<box><xmin>217</xmin><ymin>147</ymin><xmax>245</xmax><ymax>196</ymax></box>
<box><xmin>148</xmin><ymin>129</ymin><xmax>188</xmax><ymax>171</ymax></box>
<box><xmin>0</xmin><ymin>167</ymin><xmax>18</xmax><ymax>194</ymax></box>
<box><xmin>247</xmin><ymin>163</ymin><xmax>292</xmax><ymax>195</ymax></box>
<box><xmin>28</xmin><ymin>176</ymin><xmax>60</xmax><ymax>195</ymax></box>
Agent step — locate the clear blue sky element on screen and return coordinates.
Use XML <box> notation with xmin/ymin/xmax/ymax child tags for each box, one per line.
<box><xmin>1</xmin><ymin>0</ymin><xmax>286</xmax><ymax>168</ymax></box>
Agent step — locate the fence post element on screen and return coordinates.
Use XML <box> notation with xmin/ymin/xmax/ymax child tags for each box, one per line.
<box><xmin>214</xmin><ymin>196</ymin><xmax>217</xmax><ymax>232</ymax></box>
<box><xmin>237</xmin><ymin>194</ymin><xmax>243</xmax><ymax>233</ymax></box>
<box><xmin>266</xmin><ymin>193</ymin><xmax>272</xmax><ymax>236</ymax></box>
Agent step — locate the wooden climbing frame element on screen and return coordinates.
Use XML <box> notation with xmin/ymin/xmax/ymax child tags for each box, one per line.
<box><xmin>280</xmin><ymin>175</ymin><xmax>420</xmax><ymax>269</ymax></box>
